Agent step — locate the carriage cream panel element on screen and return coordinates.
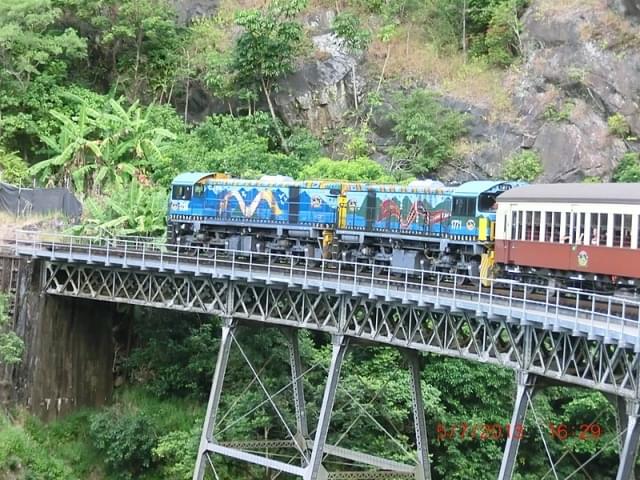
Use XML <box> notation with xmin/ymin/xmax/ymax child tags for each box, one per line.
<box><xmin>496</xmin><ymin>202</ymin><xmax>640</xmax><ymax>244</ymax></box>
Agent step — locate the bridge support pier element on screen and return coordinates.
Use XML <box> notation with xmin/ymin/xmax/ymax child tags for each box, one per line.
<box><xmin>616</xmin><ymin>400</ymin><xmax>640</xmax><ymax>480</ymax></box>
<box><xmin>407</xmin><ymin>351</ymin><xmax>432</xmax><ymax>480</ymax></box>
<box><xmin>498</xmin><ymin>371</ymin><xmax>536</xmax><ymax>480</ymax></box>
<box><xmin>304</xmin><ymin>335</ymin><xmax>349</xmax><ymax>480</ymax></box>
<box><xmin>284</xmin><ymin>328</ymin><xmax>310</xmax><ymax>457</ymax></box>
<box><xmin>194</xmin><ymin>317</ymin><xmax>236</xmax><ymax>480</ymax></box>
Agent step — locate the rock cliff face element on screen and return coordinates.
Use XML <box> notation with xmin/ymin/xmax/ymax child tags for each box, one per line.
<box><xmin>171</xmin><ymin>0</ymin><xmax>220</xmax><ymax>24</ymax></box>
<box><xmin>273</xmin><ymin>10</ymin><xmax>363</xmax><ymax>136</ymax></box>
<box><xmin>510</xmin><ymin>0</ymin><xmax>639</xmax><ymax>181</ymax></box>
<box><xmin>3</xmin><ymin>261</ymin><xmax>115</xmax><ymax>420</ymax></box>
<box><xmin>608</xmin><ymin>0</ymin><xmax>640</xmax><ymax>21</ymax></box>
<box><xmin>173</xmin><ymin>0</ymin><xmax>639</xmax><ymax>182</ymax></box>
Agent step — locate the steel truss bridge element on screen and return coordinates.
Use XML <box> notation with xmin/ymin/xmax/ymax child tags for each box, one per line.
<box><xmin>11</xmin><ymin>230</ymin><xmax>640</xmax><ymax>480</ymax></box>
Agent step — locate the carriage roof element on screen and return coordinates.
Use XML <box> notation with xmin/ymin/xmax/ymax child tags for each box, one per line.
<box><xmin>499</xmin><ymin>183</ymin><xmax>640</xmax><ymax>205</ymax></box>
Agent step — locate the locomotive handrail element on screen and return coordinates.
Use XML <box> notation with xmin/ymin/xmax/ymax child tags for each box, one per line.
<box><xmin>13</xmin><ymin>229</ymin><xmax>640</xmax><ymax>347</ymax></box>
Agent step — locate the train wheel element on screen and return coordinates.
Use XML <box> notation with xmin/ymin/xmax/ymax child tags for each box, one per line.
<box><xmin>355</xmin><ymin>262</ymin><xmax>369</xmax><ymax>274</ymax></box>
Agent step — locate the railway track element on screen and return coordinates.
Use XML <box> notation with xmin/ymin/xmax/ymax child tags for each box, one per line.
<box><xmin>13</xmin><ymin>231</ymin><xmax>640</xmax><ymax>326</ymax></box>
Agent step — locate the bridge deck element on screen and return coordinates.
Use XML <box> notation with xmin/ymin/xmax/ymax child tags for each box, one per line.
<box><xmin>13</xmin><ymin>231</ymin><xmax>640</xmax><ymax>349</ymax></box>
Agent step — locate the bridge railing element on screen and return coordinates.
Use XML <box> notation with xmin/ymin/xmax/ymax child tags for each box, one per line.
<box><xmin>14</xmin><ymin>229</ymin><xmax>640</xmax><ymax>344</ymax></box>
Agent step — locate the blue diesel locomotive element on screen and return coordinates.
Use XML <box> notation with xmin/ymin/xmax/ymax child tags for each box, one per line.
<box><xmin>167</xmin><ymin>173</ymin><xmax>521</xmax><ymax>280</ymax></box>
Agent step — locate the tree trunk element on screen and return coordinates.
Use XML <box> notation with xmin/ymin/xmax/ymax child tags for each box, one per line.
<box><xmin>261</xmin><ymin>77</ymin><xmax>289</xmax><ymax>153</ymax></box>
<box><xmin>184</xmin><ymin>78</ymin><xmax>190</xmax><ymax>124</ymax></box>
<box><xmin>351</xmin><ymin>64</ymin><xmax>358</xmax><ymax>110</ymax></box>
<box><xmin>462</xmin><ymin>0</ymin><xmax>467</xmax><ymax>62</ymax></box>
<box><xmin>376</xmin><ymin>42</ymin><xmax>392</xmax><ymax>95</ymax></box>
<box><xmin>134</xmin><ymin>29</ymin><xmax>143</xmax><ymax>98</ymax></box>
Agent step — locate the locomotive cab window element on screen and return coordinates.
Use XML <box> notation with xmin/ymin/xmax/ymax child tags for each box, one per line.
<box><xmin>478</xmin><ymin>193</ymin><xmax>498</xmax><ymax>212</ymax></box>
<box><xmin>452</xmin><ymin>197</ymin><xmax>476</xmax><ymax>217</ymax></box>
<box><xmin>193</xmin><ymin>184</ymin><xmax>205</xmax><ymax>197</ymax></box>
<box><xmin>172</xmin><ymin>185</ymin><xmax>192</xmax><ymax>200</ymax></box>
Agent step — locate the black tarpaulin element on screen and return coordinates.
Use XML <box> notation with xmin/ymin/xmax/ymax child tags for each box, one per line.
<box><xmin>0</xmin><ymin>182</ymin><xmax>82</xmax><ymax>218</ymax></box>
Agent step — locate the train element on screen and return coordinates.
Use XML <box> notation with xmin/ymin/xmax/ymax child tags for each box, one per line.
<box><xmin>167</xmin><ymin>173</ymin><xmax>640</xmax><ymax>292</ymax></box>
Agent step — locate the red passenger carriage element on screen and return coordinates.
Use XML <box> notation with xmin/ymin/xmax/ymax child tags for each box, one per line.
<box><xmin>495</xmin><ymin>184</ymin><xmax>640</xmax><ymax>290</ymax></box>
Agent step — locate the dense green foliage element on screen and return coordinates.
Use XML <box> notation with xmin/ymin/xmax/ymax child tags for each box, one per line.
<box><xmin>1</xmin><ymin>306</ymin><xmax>622</xmax><ymax>479</ymax></box>
<box><xmin>0</xmin><ymin>149</ymin><xmax>30</xmax><ymax>185</ymax></box>
<box><xmin>0</xmin><ymin>414</ymin><xmax>75</xmax><ymax>479</ymax></box>
<box><xmin>389</xmin><ymin>90</ymin><xmax>467</xmax><ymax>175</ymax></box>
<box><xmin>90</xmin><ymin>408</ymin><xmax>158</xmax><ymax>478</ymax></box>
<box><xmin>72</xmin><ymin>180</ymin><xmax>168</xmax><ymax>237</ymax></box>
<box><xmin>613</xmin><ymin>152</ymin><xmax>640</xmax><ymax>182</ymax></box>
<box><xmin>0</xmin><ymin>293</ymin><xmax>24</xmax><ymax>365</ymax></box>
<box><xmin>299</xmin><ymin>157</ymin><xmax>394</xmax><ymax>182</ymax></box>
<box><xmin>355</xmin><ymin>0</ymin><xmax>527</xmax><ymax>65</ymax></box>
<box><xmin>501</xmin><ymin>150</ymin><xmax>543</xmax><ymax>182</ymax></box>
<box><xmin>608</xmin><ymin>113</ymin><xmax>631</xmax><ymax>138</ymax></box>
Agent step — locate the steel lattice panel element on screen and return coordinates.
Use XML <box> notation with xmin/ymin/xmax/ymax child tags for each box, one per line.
<box><xmin>42</xmin><ymin>261</ymin><xmax>640</xmax><ymax>398</ymax></box>
<box><xmin>44</xmin><ymin>263</ymin><xmax>229</xmax><ymax>314</ymax></box>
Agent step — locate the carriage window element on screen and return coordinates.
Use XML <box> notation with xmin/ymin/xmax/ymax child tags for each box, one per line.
<box><xmin>532</xmin><ymin>212</ymin><xmax>541</xmax><ymax>241</ymax></box>
<box><xmin>194</xmin><ymin>184</ymin><xmax>205</xmax><ymax>197</ymax></box>
<box><xmin>511</xmin><ymin>211</ymin><xmax>519</xmax><ymax>240</ymax></box>
<box><xmin>576</xmin><ymin>212</ymin><xmax>586</xmax><ymax>244</ymax></box>
<box><xmin>452</xmin><ymin>197</ymin><xmax>476</xmax><ymax>217</ymax></box>
<box><xmin>544</xmin><ymin>212</ymin><xmax>552</xmax><ymax>242</ymax></box>
<box><xmin>589</xmin><ymin>213</ymin><xmax>607</xmax><ymax>246</ymax></box>
<box><xmin>568</xmin><ymin>212</ymin><xmax>577</xmax><ymax>244</ymax></box>
<box><xmin>521</xmin><ymin>211</ymin><xmax>528</xmax><ymax>240</ymax></box>
<box><xmin>612</xmin><ymin>214</ymin><xmax>633</xmax><ymax>247</ymax></box>
<box><xmin>622</xmin><ymin>214</ymin><xmax>632</xmax><ymax>247</ymax></box>
<box><xmin>172</xmin><ymin>185</ymin><xmax>192</xmax><ymax>200</ymax></box>
<box><xmin>548</xmin><ymin>212</ymin><xmax>557</xmax><ymax>242</ymax></box>
<box><xmin>614</xmin><ymin>214</ymin><xmax>623</xmax><ymax>247</ymax></box>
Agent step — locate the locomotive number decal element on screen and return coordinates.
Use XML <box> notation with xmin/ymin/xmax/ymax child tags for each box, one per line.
<box><xmin>171</xmin><ymin>200</ymin><xmax>190</xmax><ymax>211</ymax></box>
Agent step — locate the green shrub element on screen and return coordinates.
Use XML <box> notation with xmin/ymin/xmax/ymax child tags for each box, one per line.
<box><xmin>153</xmin><ymin>429</ymin><xmax>200</xmax><ymax>480</ymax></box>
<box><xmin>613</xmin><ymin>152</ymin><xmax>640</xmax><ymax>182</ymax></box>
<box><xmin>299</xmin><ymin>157</ymin><xmax>394</xmax><ymax>182</ymax></box>
<box><xmin>72</xmin><ymin>180</ymin><xmax>167</xmax><ymax>237</ymax></box>
<box><xmin>608</xmin><ymin>113</ymin><xmax>631</xmax><ymax>138</ymax></box>
<box><xmin>484</xmin><ymin>0</ymin><xmax>524</xmax><ymax>67</ymax></box>
<box><xmin>89</xmin><ymin>408</ymin><xmax>157</xmax><ymax>479</ymax></box>
<box><xmin>333</xmin><ymin>12</ymin><xmax>371</xmax><ymax>52</ymax></box>
<box><xmin>0</xmin><ymin>415</ymin><xmax>75</xmax><ymax>479</ymax></box>
<box><xmin>124</xmin><ymin>312</ymin><xmax>220</xmax><ymax>399</ymax></box>
<box><xmin>0</xmin><ymin>149</ymin><xmax>30</xmax><ymax>186</ymax></box>
<box><xmin>389</xmin><ymin>89</ymin><xmax>467</xmax><ymax>175</ymax></box>
<box><xmin>543</xmin><ymin>101</ymin><xmax>574</xmax><ymax>122</ymax></box>
<box><xmin>502</xmin><ymin>150</ymin><xmax>543</xmax><ymax>182</ymax></box>
<box><xmin>0</xmin><ymin>293</ymin><xmax>24</xmax><ymax>365</ymax></box>
<box><xmin>582</xmin><ymin>176</ymin><xmax>601</xmax><ymax>183</ymax></box>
